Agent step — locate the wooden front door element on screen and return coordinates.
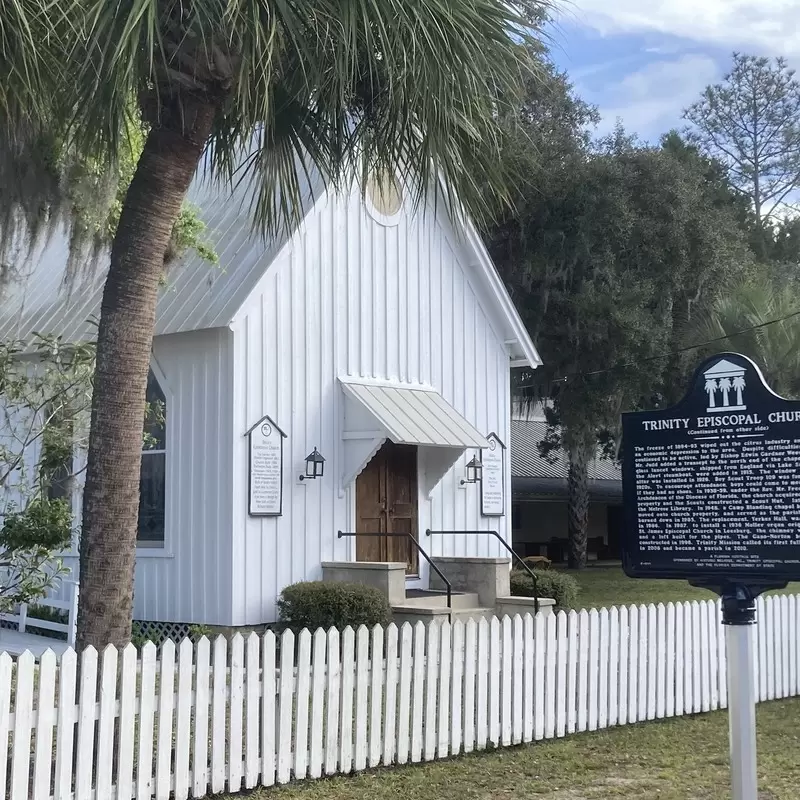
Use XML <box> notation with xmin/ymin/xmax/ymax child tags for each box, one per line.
<box><xmin>355</xmin><ymin>441</ymin><xmax>419</xmax><ymax>573</ymax></box>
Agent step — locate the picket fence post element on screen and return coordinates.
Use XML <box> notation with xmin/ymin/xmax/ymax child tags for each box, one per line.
<box><xmin>396</xmin><ymin>623</ymin><xmax>412</xmax><ymax>764</ymax></box>
<box><xmin>617</xmin><ymin>605</ymin><xmax>629</xmax><ymax>726</ymax></box>
<box><xmin>534</xmin><ymin>612</ymin><xmax>546</xmax><ymax>740</ymax></box>
<box><xmin>277</xmin><ymin>629</ymin><xmax>295</xmax><ymax>784</ymax></box>
<box><xmin>665</xmin><ymin>603</ymin><xmax>676</xmax><ymax>718</ymax></box>
<box><xmin>325</xmin><ymin>627</ymin><xmax>341</xmax><ymax>775</ymax></box>
<box><xmin>463</xmin><ymin>619</ymin><xmax>478</xmax><ymax>752</ymax></box>
<box><xmin>263</xmin><ymin>631</ymin><xmax>277</xmax><ymax>785</ymax></box>
<box><xmin>598</xmin><ymin>608</ymin><xmax>610</xmax><ymax>730</ymax></box>
<box><xmin>32</xmin><ymin>649</ymin><xmax>57</xmax><ymax>800</ymax></box>
<box><xmin>11</xmin><ymin>650</ymin><xmax>35</xmax><ymax>800</ymax></box>
<box><xmin>192</xmin><ymin>637</ymin><xmax>210</xmax><ymax>796</ymax></box>
<box><xmin>511</xmin><ymin>615</ymin><xmax>523</xmax><ymax>745</ymax></box>
<box><xmin>211</xmin><ymin>635</ymin><xmax>228</xmax><ymax>793</ymax></box>
<box><xmin>476</xmin><ymin>618</ymin><xmax>489</xmax><ymax>750</ymax></box>
<box><xmin>175</xmin><ymin>638</ymin><xmax>194</xmax><ymax>799</ymax></box>
<box><xmin>438</xmin><ymin>621</ymin><xmax>453</xmax><ymax>758</ymax></box>
<box><xmin>451</xmin><ymin>620</ymin><xmax>465</xmax><ymax>755</ymax></box>
<box><xmin>424</xmin><ymin>620</ymin><xmax>440</xmax><ymax>759</ymax></box>
<box><xmin>339</xmin><ymin>626</ymin><xmax>356</xmax><ymax>772</ymax></box>
<box><xmin>410</xmin><ymin>622</ymin><xmax>426</xmax><ymax>762</ymax></box>
<box><xmin>383</xmin><ymin>623</ymin><xmax>399</xmax><ymax>766</ymax></box>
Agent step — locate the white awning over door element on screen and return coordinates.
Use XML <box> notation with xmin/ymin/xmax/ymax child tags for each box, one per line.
<box><xmin>340</xmin><ymin>380</ymin><xmax>488</xmax><ymax>449</ymax></box>
<box><xmin>339</xmin><ymin>379</ymin><xmax>489</xmax><ymax>494</ymax></box>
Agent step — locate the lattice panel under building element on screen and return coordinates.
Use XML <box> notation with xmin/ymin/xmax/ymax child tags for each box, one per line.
<box><xmin>133</xmin><ymin>620</ymin><xmax>191</xmax><ymax>645</ymax></box>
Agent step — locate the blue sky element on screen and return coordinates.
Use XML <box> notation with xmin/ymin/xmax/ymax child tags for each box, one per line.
<box><xmin>547</xmin><ymin>1</ymin><xmax>800</xmax><ymax>142</ymax></box>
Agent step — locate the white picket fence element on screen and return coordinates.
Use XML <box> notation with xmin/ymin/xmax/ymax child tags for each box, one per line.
<box><xmin>2</xmin><ymin>595</ymin><xmax>799</xmax><ymax>800</ymax></box>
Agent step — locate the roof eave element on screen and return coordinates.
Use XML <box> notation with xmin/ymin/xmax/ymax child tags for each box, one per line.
<box><xmin>462</xmin><ymin>218</ymin><xmax>541</xmax><ymax>369</ymax></box>
<box><xmin>434</xmin><ymin>174</ymin><xmax>541</xmax><ymax>370</ymax></box>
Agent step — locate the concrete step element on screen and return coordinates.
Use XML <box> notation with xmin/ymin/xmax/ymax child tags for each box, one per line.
<box><xmin>391</xmin><ymin>604</ymin><xmax>495</xmax><ymax>627</ymax></box>
<box><xmin>401</xmin><ymin>590</ymin><xmax>481</xmax><ymax>610</ymax></box>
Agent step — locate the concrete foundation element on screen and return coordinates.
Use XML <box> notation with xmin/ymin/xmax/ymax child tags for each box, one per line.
<box><xmin>429</xmin><ymin>556</ymin><xmax>511</xmax><ymax>606</ymax></box>
<box><xmin>321</xmin><ymin>561</ymin><xmax>407</xmax><ymax>605</ymax></box>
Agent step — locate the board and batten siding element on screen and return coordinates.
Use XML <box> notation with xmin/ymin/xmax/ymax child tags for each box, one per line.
<box><xmin>230</xmin><ymin>185</ymin><xmax>514</xmax><ymax>626</ymax></box>
<box><xmin>59</xmin><ymin>328</ymin><xmax>235</xmax><ymax>625</ymax></box>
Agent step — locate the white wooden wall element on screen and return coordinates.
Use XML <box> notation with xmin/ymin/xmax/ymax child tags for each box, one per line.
<box><xmin>59</xmin><ymin>328</ymin><xmax>236</xmax><ymax>625</ymax></box>
<box><xmin>230</xmin><ymin>186</ymin><xmax>514</xmax><ymax>625</ymax></box>
<box><xmin>3</xmin><ymin>596</ymin><xmax>799</xmax><ymax>800</ymax></box>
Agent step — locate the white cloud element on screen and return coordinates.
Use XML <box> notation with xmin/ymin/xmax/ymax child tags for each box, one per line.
<box><xmin>562</xmin><ymin>0</ymin><xmax>800</xmax><ymax>57</ymax></box>
<box><xmin>584</xmin><ymin>55</ymin><xmax>720</xmax><ymax>136</ymax></box>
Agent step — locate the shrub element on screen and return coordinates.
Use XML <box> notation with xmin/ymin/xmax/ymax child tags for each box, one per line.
<box><xmin>277</xmin><ymin>581</ymin><xmax>391</xmax><ymax>632</ymax></box>
<box><xmin>130</xmin><ymin>622</ymin><xmax>151</xmax><ymax>648</ymax></box>
<box><xmin>189</xmin><ymin>624</ymin><xmax>213</xmax><ymax>642</ymax></box>
<box><xmin>510</xmin><ymin>569</ymin><xmax>579</xmax><ymax>610</ymax></box>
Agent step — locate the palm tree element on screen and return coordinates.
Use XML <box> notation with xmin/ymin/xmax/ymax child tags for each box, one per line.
<box><xmin>63</xmin><ymin>1</ymin><xmax>551</xmax><ymax>648</ymax></box>
<box><xmin>565</xmin><ymin>428</ymin><xmax>594</xmax><ymax>569</ymax></box>
<box><xmin>732</xmin><ymin>375</ymin><xmax>746</xmax><ymax>406</ymax></box>
<box><xmin>685</xmin><ymin>279</ymin><xmax>800</xmax><ymax>399</ymax></box>
<box><xmin>705</xmin><ymin>378</ymin><xmax>718</xmax><ymax>408</ymax></box>
<box><xmin>718</xmin><ymin>377</ymin><xmax>732</xmax><ymax>406</ymax></box>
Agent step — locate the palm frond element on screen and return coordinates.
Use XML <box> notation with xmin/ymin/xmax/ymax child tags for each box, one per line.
<box><xmin>73</xmin><ymin>0</ymin><xmax>553</xmax><ymax>235</ymax></box>
<box><xmin>683</xmin><ymin>278</ymin><xmax>800</xmax><ymax>397</ymax></box>
<box><xmin>0</xmin><ymin>0</ymin><xmax>42</xmax><ymax>120</ymax></box>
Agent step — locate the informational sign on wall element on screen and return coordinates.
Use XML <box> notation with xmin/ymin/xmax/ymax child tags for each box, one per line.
<box><xmin>481</xmin><ymin>432</ymin><xmax>506</xmax><ymax>517</ymax></box>
<box><xmin>622</xmin><ymin>353</ymin><xmax>800</xmax><ymax>583</ymax></box>
<box><xmin>247</xmin><ymin>415</ymin><xmax>287</xmax><ymax>516</ymax></box>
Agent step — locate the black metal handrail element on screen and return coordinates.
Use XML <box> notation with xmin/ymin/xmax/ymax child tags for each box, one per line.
<box><xmin>425</xmin><ymin>529</ymin><xmax>539</xmax><ymax>614</ymax></box>
<box><xmin>336</xmin><ymin>531</ymin><xmax>453</xmax><ymax>619</ymax></box>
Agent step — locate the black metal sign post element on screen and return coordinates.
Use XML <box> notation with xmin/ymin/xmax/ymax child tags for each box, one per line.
<box><xmin>622</xmin><ymin>353</ymin><xmax>800</xmax><ymax>800</ymax></box>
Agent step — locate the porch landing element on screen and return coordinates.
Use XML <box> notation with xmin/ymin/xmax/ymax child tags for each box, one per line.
<box><xmin>0</xmin><ymin>629</ymin><xmax>71</xmax><ymax>658</ymax></box>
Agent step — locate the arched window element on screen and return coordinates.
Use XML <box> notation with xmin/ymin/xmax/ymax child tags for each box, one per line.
<box><xmin>138</xmin><ymin>369</ymin><xmax>166</xmax><ymax>546</ymax></box>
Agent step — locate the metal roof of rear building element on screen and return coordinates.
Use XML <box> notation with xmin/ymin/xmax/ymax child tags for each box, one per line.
<box><xmin>510</xmin><ymin>419</ymin><xmax>621</xmax><ymax>482</ymax></box>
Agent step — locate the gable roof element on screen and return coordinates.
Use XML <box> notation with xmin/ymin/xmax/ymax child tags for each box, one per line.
<box><xmin>0</xmin><ymin>167</ymin><xmax>539</xmax><ymax>368</ymax></box>
<box><xmin>0</xmin><ymin>169</ymin><xmax>323</xmax><ymax>344</ymax></box>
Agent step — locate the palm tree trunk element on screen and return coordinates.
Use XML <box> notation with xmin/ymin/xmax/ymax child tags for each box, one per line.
<box><xmin>567</xmin><ymin>439</ymin><xmax>591</xmax><ymax>569</ymax></box>
<box><xmin>77</xmin><ymin>103</ymin><xmax>216</xmax><ymax>650</ymax></box>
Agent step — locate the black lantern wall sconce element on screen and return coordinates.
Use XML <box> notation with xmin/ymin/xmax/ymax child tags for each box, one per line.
<box><xmin>299</xmin><ymin>447</ymin><xmax>325</xmax><ymax>481</ymax></box>
<box><xmin>460</xmin><ymin>454</ymin><xmax>483</xmax><ymax>486</ymax></box>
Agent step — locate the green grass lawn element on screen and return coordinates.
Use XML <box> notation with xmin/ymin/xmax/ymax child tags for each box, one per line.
<box><xmin>232</xmin><ymin>698</ymin><xmax>800</xmax><ymax>800</ymax></box>
<box><xmin>562</xmin><ymin>564</ymin><xmax>800</xmax><ymax>610</ymax></box>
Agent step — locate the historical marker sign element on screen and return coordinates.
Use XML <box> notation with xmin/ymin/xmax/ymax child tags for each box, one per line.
<box><xmin>622</xmin><ymin>352</ymin><xmax>800</xmax><ymax>584</ymax></box>
<box><xmin>481</xmin><ymin>432</ymin><xmax>506</xmax><ymax>517</ymax></box>
<box><xmin>247</xmin><ymin>415</ymin><xmax>287</xmax><ymax>516</ymax></box>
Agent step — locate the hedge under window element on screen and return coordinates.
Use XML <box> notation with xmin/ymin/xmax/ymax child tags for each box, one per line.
<box><xmin>138</xmin><ymin>370</ymin><xmax>166</xmax><ymax>546</ymax></box>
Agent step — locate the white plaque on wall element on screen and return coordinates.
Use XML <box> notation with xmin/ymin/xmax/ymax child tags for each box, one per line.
<box><xmin>247</xmin><ymin>415</ymin><xmax>287</xmax><ymax>516</ymax></box>
<box><xmin>481</xmin><ymin>432</ymin><xmax>506</xmax><ymax>517</ymax></box>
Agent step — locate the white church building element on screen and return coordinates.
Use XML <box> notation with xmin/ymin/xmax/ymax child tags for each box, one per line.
<box><xmin>0</xmin><ymin>169</ymin><xmax>542</xmax><ymax>631</ymax></box>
